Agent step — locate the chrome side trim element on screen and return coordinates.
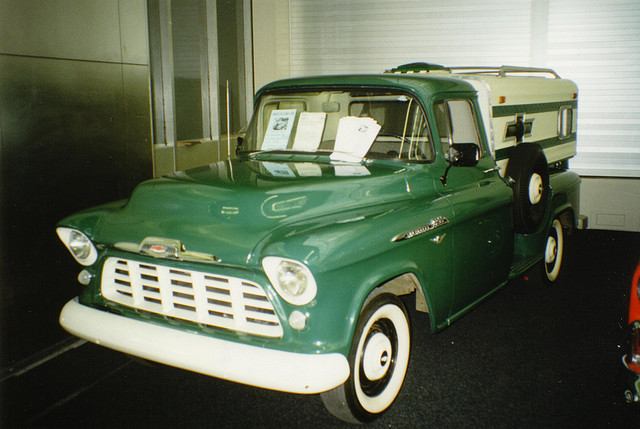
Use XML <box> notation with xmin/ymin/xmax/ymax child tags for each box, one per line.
<box><xmin>391</xmin><ymin>216</ymin><xmax>450</xmax><ymax>242</ymax></box>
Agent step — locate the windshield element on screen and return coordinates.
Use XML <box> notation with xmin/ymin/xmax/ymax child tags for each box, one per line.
<box><xmin>241</xmin><ymin>89</ymin><xmax>434</xmax><ymax>162</ymax></box>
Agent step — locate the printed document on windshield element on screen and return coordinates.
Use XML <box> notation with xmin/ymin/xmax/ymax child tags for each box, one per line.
<box><xmin>262</xmin><ymin>110</ymin><xmax>297</xmax><ymax>151</ymax></box>
<box><xmin>292</xmin><ymin>112</ymin><xmax>327</xmax><ymax>152</ymax></box>
<box><xmin>331</xmin><ymin>116</ymin><xmax>381</xmax><ymax>162</ymax></box>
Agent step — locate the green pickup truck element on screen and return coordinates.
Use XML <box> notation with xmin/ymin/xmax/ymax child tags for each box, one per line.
<box><xmin>57</xmin><ymin>63</ymin><xmax>585</xmax><ymax>423</ymax></box>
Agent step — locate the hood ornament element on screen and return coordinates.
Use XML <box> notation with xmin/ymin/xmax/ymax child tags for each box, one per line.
<box><xmin>139</xmin><ymin>237</ymin><xmax>182</xmax><ymax>259</ymax></box>
<box><xmin>114</xmin><ymin>237</ymin><xmax>221</xmax><ymax>263</ymax></box>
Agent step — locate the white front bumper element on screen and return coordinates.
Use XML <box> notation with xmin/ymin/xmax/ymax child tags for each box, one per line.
<box><xmin>59</xmin><ymin>298</ymin><xmax>349</xmax><ymax>394</ymax></box>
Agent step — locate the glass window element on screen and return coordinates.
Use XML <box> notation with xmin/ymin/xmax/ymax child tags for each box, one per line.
<box><xmin>434</xmin><ymin>100</ymin><xmax>481</xmax><ymax>159</ymax></box>
<box><xmin>242</xmin><ymin>90</ymin><xmax>434</xmax><ymax>162</ymax></box>
<box><xmin>148</xmin><ymin>0</ymin><xmax>251</xmax><ymax>146</ymax></box>
<box><xmin>171</xmin><ymin>0</ymin><xmax>207</xmax><ymax>141</ymax></box>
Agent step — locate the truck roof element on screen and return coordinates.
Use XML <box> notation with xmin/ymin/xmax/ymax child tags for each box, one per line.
<box><xmin>257</xmin><ymin>73</ymin><xmax>477</xmax><ymax>101</ymax></box>
<box><xmin>257</xmin><ymin>62</ymin><xmax>577</xmax><ymax>105</ymax></box>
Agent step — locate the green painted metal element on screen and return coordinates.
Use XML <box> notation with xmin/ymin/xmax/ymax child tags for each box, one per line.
<box><xmin>60</xmin><ymin>157</ymin><xmax>457</xmax><ymax>353</ymax></box>
<box><xmin>58</xmin><ymin>73</ymin><xmax>582</xmax><ymax>359</ymax></box>
<box><xmin>256</xmin><ymin>73</ymin><xmax>477</xmax><ymax>105</ymax></box>
<box><xmin>386</xmin><ymin>62</ymin><xmax>451</xmax><ymax>73</ymax></box>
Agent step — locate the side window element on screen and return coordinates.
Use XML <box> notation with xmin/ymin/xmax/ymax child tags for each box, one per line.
<box><xmin>434</xmin><ymin>100</ymin><xmax>482</xmax><ymax>160</ymax></box>
<box><xmin>558</xmin><ymin>106</ymin><xmax>574</xmax><ymax>139</ymax></box>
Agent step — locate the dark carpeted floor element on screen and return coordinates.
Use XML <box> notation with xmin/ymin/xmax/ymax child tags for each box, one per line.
<box><xmin>2</xmin><ymin>229</ymin><xmax>640</xmax><ymax>428</ymax></box>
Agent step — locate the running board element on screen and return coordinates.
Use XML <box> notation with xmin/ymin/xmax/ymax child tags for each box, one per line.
<box><xmin>509</xmin><ymin>255</ymin><xmax>542</xmax><ymax>279</ymax></box>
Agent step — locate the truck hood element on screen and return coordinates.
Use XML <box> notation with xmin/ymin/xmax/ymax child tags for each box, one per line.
<box><xmin>89</xmin><ymin>158</ymin><xmax>417</xmax><ymax>266</ymax></box>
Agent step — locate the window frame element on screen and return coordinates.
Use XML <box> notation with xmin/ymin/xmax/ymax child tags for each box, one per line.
<box><xmin>243</xmin><ymin>87</ymin><xmax>436</xmax><ymax>163</ymax></box>
<box><xmin>433</xmin><ymin>98</ymin><xmax>484</xmax><ymax>160</ymax></box>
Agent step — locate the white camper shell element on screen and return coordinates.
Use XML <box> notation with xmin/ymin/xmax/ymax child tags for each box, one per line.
<box><xmin>386</xmin><ymin>64</ymin><xmax>578</xmax><ymax>174</ymax></box>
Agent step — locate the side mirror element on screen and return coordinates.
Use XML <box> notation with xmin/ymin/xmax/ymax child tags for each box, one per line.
<box><xmin>441</xmin><ymin>143</ymin><xmax>480</xmax><ymax>186</ymax></box>
<box><xmin>449</xmin><ymin>143</ymin><xmax>479</xmax><ymax>167</ymax></box>
<box><xmin>235</xmin><ymin>136</ymin><xmax>244</xmax><ymax>156</ymax></box>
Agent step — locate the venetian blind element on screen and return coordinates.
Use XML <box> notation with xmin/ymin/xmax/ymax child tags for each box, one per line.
<box><xmin>546</xmin><ymin>0</ymin><xmax>640</xmax><ymax>177</ymax></box>
<box><xmin>289</xmin><ymin>0</ymin><xmax>640</xmax><ymax>177</ymax></box>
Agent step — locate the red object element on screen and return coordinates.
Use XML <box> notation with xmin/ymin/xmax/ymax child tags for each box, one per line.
<box><xmin>629</xmin><ymin>261</ymin><xmax>640</xmax><ymax>325</ymax></box>
<box><xmin>627</xmin><ymin>261</ymin><xmax>640</xmax><ymax>374</ymax></box>
<box><xmin>150</xmin><ymin>245</ymin><xmax>168</xmax><ymax>254</ymax></box>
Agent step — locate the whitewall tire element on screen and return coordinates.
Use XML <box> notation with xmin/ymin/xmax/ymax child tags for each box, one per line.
<box><xmin>321</xmin><ymin>294</ymin><xmax>411</xmax><ymax>423</ymax></box>
<box><xmin>542</xmin><ymin>218</ymin><xmax>564</xmax><ymax>282</ymax></box>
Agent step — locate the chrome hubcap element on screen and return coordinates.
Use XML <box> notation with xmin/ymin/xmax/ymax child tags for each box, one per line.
<box><xmin>545</xmin><ymin>236</ymin><xmax>557</xmax><ymax>264</ymax></box>
<box><xmin>362</xmin><ymin>332</ymin><xmax>392</xmax><ymax>381</ymax></box>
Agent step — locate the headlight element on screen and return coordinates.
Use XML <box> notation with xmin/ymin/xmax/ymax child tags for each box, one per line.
<box><xmin>57</xmin><ymin>227</ymin><xmax>98</xmax><ymax>266</ymax></box>
<box><xmin>262</xmin><ymin>257</ymin><xmax>317</xmax><ymax>305</ymax></box>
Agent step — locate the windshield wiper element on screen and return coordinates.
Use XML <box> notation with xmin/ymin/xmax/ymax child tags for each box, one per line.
<box><xmin>246</xmin><ymin>150</ymin><xmax>330</xmax><ymax>159</ymax></box>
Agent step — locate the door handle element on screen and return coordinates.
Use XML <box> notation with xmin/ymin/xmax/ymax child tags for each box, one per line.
<box><xmin>483</xmin><ymin>166</ymin><xmax>500</xmax><ymax>174</ymax></box>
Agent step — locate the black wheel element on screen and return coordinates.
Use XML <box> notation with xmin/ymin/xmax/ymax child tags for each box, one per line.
<box><xmin>540</xmin><ymin>218</ymin><xmax>564</xmax><ymax>283</ymax></box>
<box><xmin>506</xmin><ymin>143</ymin><xmax>550</xmax><ymax>233</ymax></box>
<box><xmin>321</xmin><ymin>294</ymin><xmax>411</xmax><ymax>423</ymax></box>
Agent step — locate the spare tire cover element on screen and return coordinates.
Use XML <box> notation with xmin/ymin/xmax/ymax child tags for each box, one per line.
<box><xmin>505</xmin><ymin>143</ymin><xmax>550</xmax><ymax>234</ymax></box>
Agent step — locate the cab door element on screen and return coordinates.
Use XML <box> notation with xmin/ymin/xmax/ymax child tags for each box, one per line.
<box><xmin>433</xmin><ymin>99</ymin><xmax>513</xmax><ymax>317</ymax></box>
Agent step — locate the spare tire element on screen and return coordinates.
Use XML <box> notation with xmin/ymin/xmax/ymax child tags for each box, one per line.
<box><xmin>505</xmin><ymin>143</ymin><xmax>549</xmax><ymax>233</ymax></box>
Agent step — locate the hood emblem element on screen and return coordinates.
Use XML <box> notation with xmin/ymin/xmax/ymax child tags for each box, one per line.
<box><xmin>114</xmin><ymin>237</ymin><xmax>220</xmax><ymax>263</ymax></box>
<box><xmin>140</xmin><ymin>238</ymin><xmax>181</xmax><ymax>259</ymax></box>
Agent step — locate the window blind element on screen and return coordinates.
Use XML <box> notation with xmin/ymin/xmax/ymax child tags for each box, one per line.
<box><xmin>289</xmin><ymin>0</ymin><xmax>640</xmax><ymax>177</ymax></box>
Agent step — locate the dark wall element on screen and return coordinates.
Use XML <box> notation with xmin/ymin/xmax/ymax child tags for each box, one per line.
<box><xmin>0</xmin><ymin>1</ymin><xmax>153</xmax><ymax>365</ymax></box>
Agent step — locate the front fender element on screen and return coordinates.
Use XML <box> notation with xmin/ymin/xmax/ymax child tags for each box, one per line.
<box><xmin>253</xmin><ymin>196</ymin><xmax>455</xmax><ymax>355</ymax></box>
<box><xmin>57</xmin><ymin>199</ymin><xmax>129</xmax><ymax>239</ymax></box>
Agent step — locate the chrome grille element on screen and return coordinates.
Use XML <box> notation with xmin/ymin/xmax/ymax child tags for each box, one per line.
<box><xmin>101</xmin><ymin>257</ymin><xmax>283</xmax><ymax>337</ymax></box>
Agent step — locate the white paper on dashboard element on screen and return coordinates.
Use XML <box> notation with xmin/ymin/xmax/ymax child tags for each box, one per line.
<box><xmin>261</xmin><ymin>109</ymin><xmax>297</xmax><ymax>151</ymax></box>
<box><xmin>294</xmin><ymin>163</ymin><xmax>322</xmax><ymax>177</ymax></box>
<box><xmin>330</xmin><ymin>116</ymin><xmax>381</xmax><ymax>162</ymax></box>
<box><xmin>262</xmin><ymin>162</ymin><xmax>295</xmax><ymax>177</ymax></box>
<box><xmin>334</xmin><ymin>165</ymin><xmax>371</xmax><ymax>176</ymax></box>
<box><xmin>292</xmin><ymin>112</ymin><xmax>327</xmax><ymax>152</ymax></box>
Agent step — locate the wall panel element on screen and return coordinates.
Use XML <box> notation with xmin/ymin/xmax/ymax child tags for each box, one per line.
<box><xmin>0</xmin><ymin>0</ymin><xmax>152</xmax><ymax>365</ymax></box>
<box><xmin>0</xmin><ymin>0</ymin><xmax>123</xmax><ymax>63</ymax></box>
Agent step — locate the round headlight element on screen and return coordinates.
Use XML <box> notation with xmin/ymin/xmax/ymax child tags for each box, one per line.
<box><xmin>263</xmin><ymin>257</ymin><xmax>317</xmax><ymax>306</ymax></box>
<box><xmin>57</xmin><ymin>227</ymin><xmax>98</xmax><ymax>266</ymax></box>
<box><xmin>277</xmin><ymin>261</ymin><xmax>309</xmax><ymax>296</ymax></box>
<box><xmin>69</xmin><ymin>230</ymin><xmax>92</xmax><ymax>260</ymax></box>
